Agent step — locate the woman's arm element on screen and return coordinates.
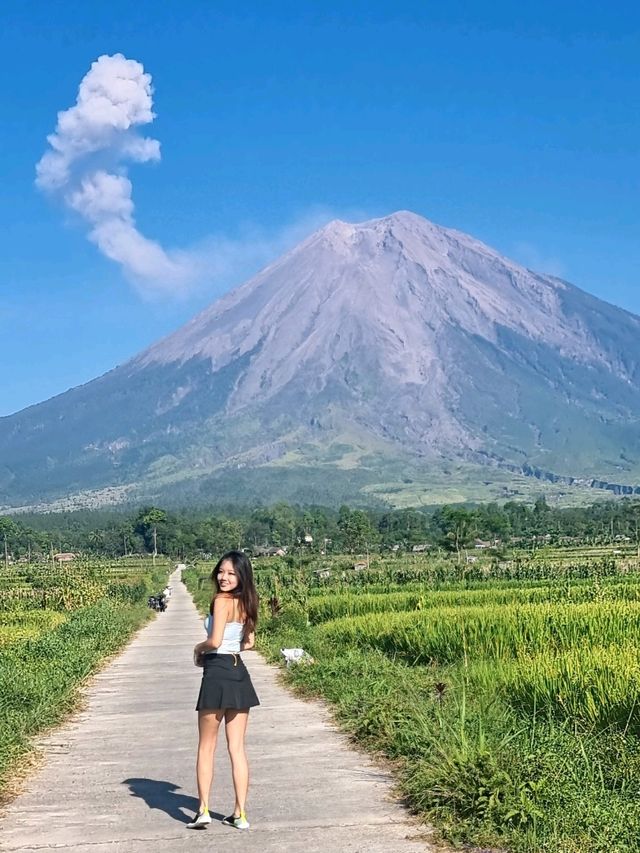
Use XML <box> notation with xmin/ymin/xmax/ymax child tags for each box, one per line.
<box><xmin>241</xmin><ymin>630</ymin><xmax>255</xmax><ymax>651</ymax></box>
<box><xmin>194</xmin><ymin>596</ymin><xmax>230</xmax><ymax>654</ymax></box>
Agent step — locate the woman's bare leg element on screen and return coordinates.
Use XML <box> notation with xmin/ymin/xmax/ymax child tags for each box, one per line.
<box><xmin>196</xmin><ymin>710</ymin><xmax>223</xmax><ymax>810</ymax></box>
<box><xmin>224</xmin><ymin>709</ymin><xmax>250</xmax><ymax>815</ymax></box>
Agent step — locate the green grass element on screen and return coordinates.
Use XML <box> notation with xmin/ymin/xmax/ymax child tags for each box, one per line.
<box><xmin>306</xmin><ymin>580</ymin><xmax>640</xmax><ymax>624</ymax></box>
<box><xmin>503</xmin><ymin>643</ymin><xmax>640</xmax><ymax>732</ymax></box>
<box><xmin>255</xmin><ymin>634</ymin><xmax>640</xmax><ymax>853</ymax></box>
<box><xmin>0</xmin><ymin>559</ymin><xmax>170</xmax><ymax>802</ymax></box>
<box><xmin>179</xmin><ymin>554</ymin><xmax>640</xmax><ymax>853</ymax></box>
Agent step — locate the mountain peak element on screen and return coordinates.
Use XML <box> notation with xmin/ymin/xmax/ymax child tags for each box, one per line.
<box><xmin>374</xmin><ymin>209</ymin><xmax>433</xmax><ymax>227</ymax></box>
<box><xmin>134</xmin><ymin>208</ymin><xmax>622</xmax><ymax>377</ymax></box>
<box><xmin>319</xmin><ymin>209</ymin><xmax>440</xmax><ymax>239</ymax></box>
<box><xmin>3</xmin><ymin>210</ymin><xmax>640</xmax><ymax>509</ymax></box>
<box><xmin>310</xmin><ymin>210</ymin><xmax>484</xmax><ymax>270</ymax></box>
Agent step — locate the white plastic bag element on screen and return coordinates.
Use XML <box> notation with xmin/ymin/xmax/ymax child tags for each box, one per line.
<box><xmin>280</xmin><ymin>647</ymin><xmax>314</xmax><ymax>667</ymax></box>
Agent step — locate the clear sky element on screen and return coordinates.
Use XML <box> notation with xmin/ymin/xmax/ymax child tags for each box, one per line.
<box><xmin>3</xmin><ymin>1</ymin><xmax>640</xmax><ymax>416</ymax></box>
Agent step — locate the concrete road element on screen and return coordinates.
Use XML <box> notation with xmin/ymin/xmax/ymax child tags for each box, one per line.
<box><xmin>0</xmin><ymin>571</ymin><xmax>435</xmax><ymax>852</ymax></box>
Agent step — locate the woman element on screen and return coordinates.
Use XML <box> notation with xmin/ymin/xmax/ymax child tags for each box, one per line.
<box><xmin>187</xmin><ymin>550</ymin><xmax>260</xmax><ymax>831</ymax></box>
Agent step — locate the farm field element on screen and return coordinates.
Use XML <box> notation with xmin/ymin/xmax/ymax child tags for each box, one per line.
<box><xmin>0</xmin><ymin>557</ymin><xmax>170</xmax><ymax>801</ymax></box>
<box><xmin>185</xmin><ymin>545</ymin><xmax>640</xmax><ymax>853</ymax></box>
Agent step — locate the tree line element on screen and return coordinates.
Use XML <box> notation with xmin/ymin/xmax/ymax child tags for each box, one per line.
<box><xmin>2</xmin><ymin>496</ymin><xmax>640</xmax><ymax>560</ymax></box>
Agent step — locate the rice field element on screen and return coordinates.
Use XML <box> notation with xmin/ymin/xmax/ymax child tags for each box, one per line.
<box><xmin>189</xmin><ymin>546</ymin><xmax>640</xmax><ymax>853</ymax></box>
<box><xmin>7</xmin><ymin>543</ymin><xmax>638</xmax><ymax>850</ymax></box>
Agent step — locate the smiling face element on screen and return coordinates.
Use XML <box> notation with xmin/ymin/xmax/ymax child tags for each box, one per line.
<box><xmin>217</xmin><ymin>559</ymin><xmax>240</xmax><ymax>593</ymax></box>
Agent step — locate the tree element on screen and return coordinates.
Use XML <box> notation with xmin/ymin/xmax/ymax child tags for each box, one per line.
<box><xmin>0</xmin><ymin>517</ymin><xmax>17</xmax><ymax>569</ymax></box>
<box><xmin>503</xmin><ymin>501</ymin><xmax>529</xmax><ymax>538</ymax></box>
<box><xmin>87</xmin><ymin>529</ymin><xmax>105</xmax><ymax>555</ymax></box>
<box><xmin>200</xmin><ymin>518</ymin><xmax>243</xmax><ymax>555</ymax></box>
<box><xmin>378</xmin><ymin>509</ymin><xmax>430</xmax><ymax>548</ymax></box>
<box><xmin>337</xmin><ymin>506</ymin><xmax>378</xmax><ymax>555</ymax></box>
<box><xmin>476</xmin><ymin>503</ymin><xmax>510</xmax><ymax>540</ymax></box>
<box><xmin>433</xmin><ymin>506</ymin><xmax>476</xmax><ymax>562</ymax></box>
<box><xmin>135</xmin><ymin>507</ymin><xmax>168</xmax><ymax>562</ymax></box>
<box><xmin>622</xmin><ymin>499</ymin><xmax>640</xmax><ymax>559</ymax></box>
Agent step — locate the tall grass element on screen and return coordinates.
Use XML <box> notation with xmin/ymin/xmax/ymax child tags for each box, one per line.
<box><xmin>307</xmin><ymin>581</ymin><xmax>640</xmax><ymax>624</ymax></box>
<box><xmin>0</xmin><ymin>611</ymin><xmax>66</xmax><ymax>648</ymax></box>
<box><xmin>185</xmin><ymin>556</ymin><xmax>640</xmax><ymax>852</ymax></box>
<box><xmin>318</xmin><ymin>600</ymin><xmax>640</xmax><ymax>664</ymax></box>
<box><xmin>503</xmin><ymin>643</ymin><xmax>640</xmax><ymax>733</ymax></box>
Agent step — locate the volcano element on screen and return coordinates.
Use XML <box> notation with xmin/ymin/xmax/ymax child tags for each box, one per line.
<box><xmin>3</xmin><ymin>211</ymin><xmax>640</xmax><ymax>509</ymax></box>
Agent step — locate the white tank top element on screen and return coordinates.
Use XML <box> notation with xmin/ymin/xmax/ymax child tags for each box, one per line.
<box><xmin>203</xmin><ymin>614</ymin><xmax>244</xmax><ymax>654</ymax></box>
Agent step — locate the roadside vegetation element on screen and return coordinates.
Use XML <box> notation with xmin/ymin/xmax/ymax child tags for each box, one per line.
<box><xmin>5</xmin><ymin>496</ymin><xmax>640</xmax><ymax>850</ymax></box>
<box><xmin>0</xmin><ymin>558</ymin><xmax>169</xmax><ymax>802</ymax></box>
<box><xmin>185</xmin><ymin>547</ymin><xmax>640</xmax><ymax>853</ymax></box>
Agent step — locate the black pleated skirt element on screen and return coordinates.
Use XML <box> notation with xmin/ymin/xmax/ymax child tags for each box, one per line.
<box><xmin>196</xmin><ymin>653</ymin><xmax>260</xmax><ymax>711</ymax></box>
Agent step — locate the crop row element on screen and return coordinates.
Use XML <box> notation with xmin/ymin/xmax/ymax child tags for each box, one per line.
<box><xmin>503</xmin><ymin>642</ymin><xmax>640</xmax><ymax>732</ymax></box>
<box><xmin>317</xmin><ymin>600</ymin><xmax>640</xmax><ymax>664</ymax></box>
<box><xmin>0</xmin><ymin>611</ymin><xmax>66</xmax><ymax>648</ymax></box>
<box><xmin>257</xmin><ymin>554</ymin><xmax>627</xmax><ymax>599</ymax></box>
<box><xmin>307</xmin><ymin>580</ymin><xmax>640</xmax><ymax>623</ymax></box>
<box><xmin>0</xmin><ymin>573</ymin><xmax>157</xmax><ymax>612</ymax></box>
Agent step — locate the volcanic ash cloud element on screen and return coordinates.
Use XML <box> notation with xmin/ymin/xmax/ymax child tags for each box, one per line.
<box><xmin>36</xmin><ymin>53</ymin><xmax>196</xmax><ymax>297</ymax></box>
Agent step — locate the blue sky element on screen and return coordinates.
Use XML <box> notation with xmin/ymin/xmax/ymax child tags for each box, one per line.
<box><xmin>2</xmin><ymin>2</ymin><xmax>640</xmax><ymax>416</ymax></box>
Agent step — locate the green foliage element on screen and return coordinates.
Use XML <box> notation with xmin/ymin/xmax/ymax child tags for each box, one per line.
<box><xmin>7</xmin><ymin>495</ymin><xmax>640</xmax><ymax>562</ymax></box>
<box><xmin>336</xmin><ymin>505</ymin><xmax>379</xmax><ymax>553</ymax></box>
<box><xmin>0</xmin><ymin>611</ymin><xmax>66</xmax><ymax>647</ymax></box>
<box><xmin>306</xmin><ymin>581</ymin><xmax>640</xmax><ymax>624</ymax></box>
<box><xmin>0</xmin><ymin>557</ymin><xmax>168</xmax><ymax>800</ymax></box>
<box><xmin>249</xmin><ymin>551</ymin><xmax>640</xmax><ymax>852</ymax></box>
<box><xmin>432</xmin><ymin>505</ymin><xmax>477</xmax><ymax>554</ymax></box>
<box><xmin>408</xmin><ymin>746</ymin><xmax>543</xmax><ymax>830</ymax></box>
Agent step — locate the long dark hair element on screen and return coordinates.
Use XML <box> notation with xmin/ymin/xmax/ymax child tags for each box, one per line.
<box><xmin>210</xmin><ymin>550</ymin><xmax>259</xmax><ymax>635</ymax></box>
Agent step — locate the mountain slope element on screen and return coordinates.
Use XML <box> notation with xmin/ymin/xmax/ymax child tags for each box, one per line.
<box><xmin>3</xmin><ymin>211</ymin><xmax>640</xmax><ymax>508</ymax></box>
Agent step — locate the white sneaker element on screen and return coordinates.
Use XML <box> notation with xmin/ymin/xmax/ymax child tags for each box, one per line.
<box><xmin>222</xmin><ymin>811</ymin><xmax>250</xmax><ymax>829</ymax></box>
<box><xmin>186</xmin><ymin>809</ymin><xmax>212</xmax><ymax>829</ymax></box>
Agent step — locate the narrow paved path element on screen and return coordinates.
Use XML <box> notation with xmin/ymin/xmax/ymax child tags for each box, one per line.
<box><xmin>0</xmin><ymin>572</ymin><xmax>434</xmax><ymax>852</ymax></box>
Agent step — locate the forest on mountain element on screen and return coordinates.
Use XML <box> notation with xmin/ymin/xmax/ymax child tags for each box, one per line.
<box><xmin>3</xmin><ymin>497</ymin><xmax>640</xmax><ymax>560</ymax></box>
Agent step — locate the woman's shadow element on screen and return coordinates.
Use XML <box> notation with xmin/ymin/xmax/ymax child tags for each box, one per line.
<box><xmin>123</xmin><ymin>778</ymin><xmax>224</xmax><ymax>824</ymax></box>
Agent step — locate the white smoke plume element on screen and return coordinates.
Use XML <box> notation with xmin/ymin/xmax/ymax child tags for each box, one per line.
<box><xmin>36</xmin><ymin>54</ymin><xmax>357</xmax><ymax>300</ymax></box>
<box><xmin>36</xmin><ymin>53</ymin><xmax>196</xmax><ymax>297</ymax></box>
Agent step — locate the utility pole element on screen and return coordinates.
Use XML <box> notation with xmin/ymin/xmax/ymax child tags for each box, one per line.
<box><xmin>4</xmin><ymin>532</ymin><xmax>8</xmax><ymax>571</ymax></box>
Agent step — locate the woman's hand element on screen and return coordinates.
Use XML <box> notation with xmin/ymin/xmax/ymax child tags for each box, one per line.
<box><xmin>193</xmin><ymin>643</ymin><xmax>205</xmax><ymax>667</ymax></box>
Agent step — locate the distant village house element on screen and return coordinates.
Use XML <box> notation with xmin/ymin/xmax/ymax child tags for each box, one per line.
<box><xmin>252</xmin><ymin>546</ymin><xmax>287</xmax><ymax>558</ymax></box>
